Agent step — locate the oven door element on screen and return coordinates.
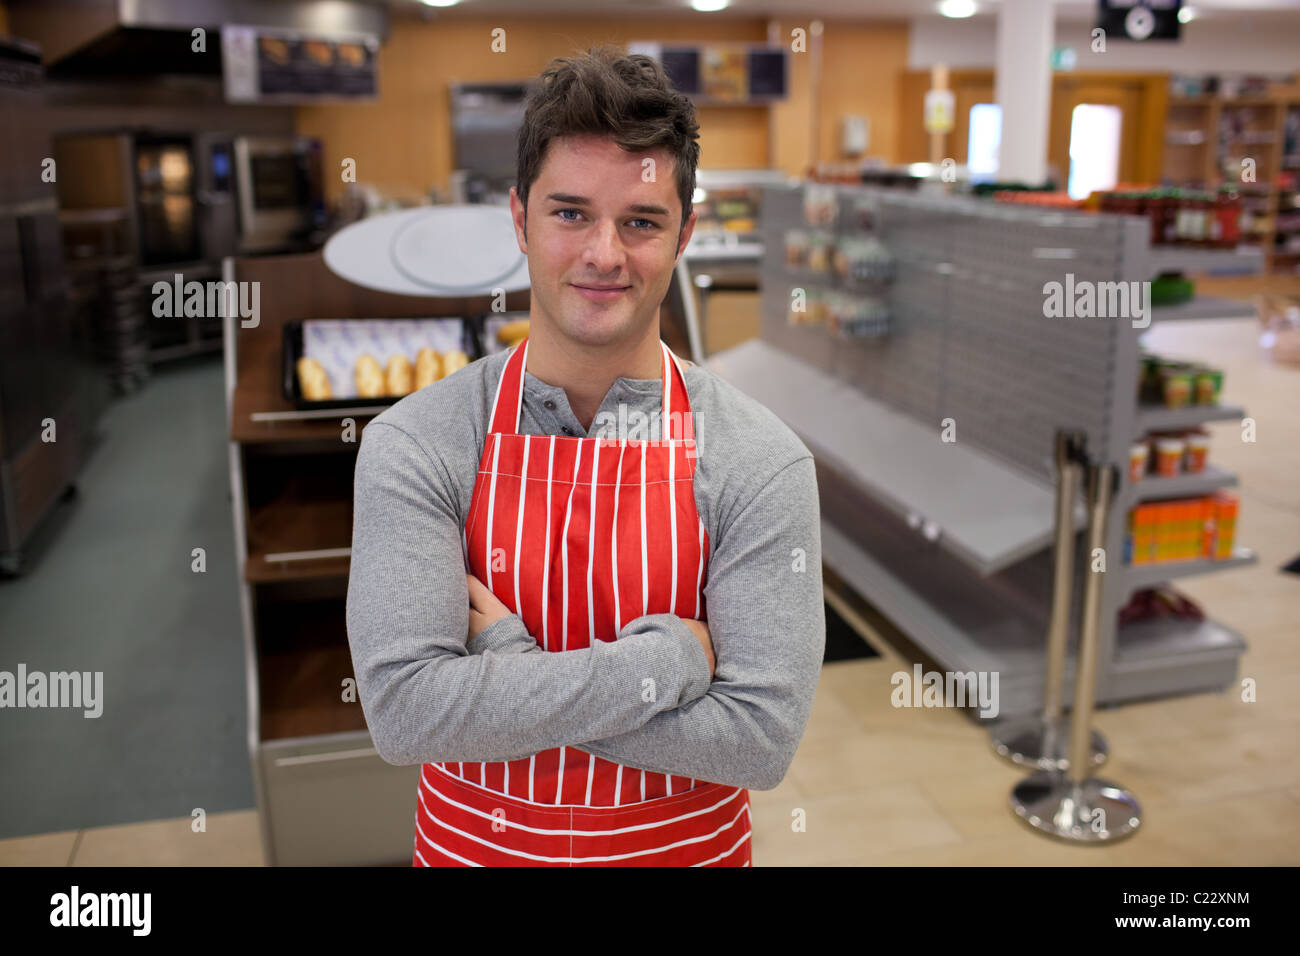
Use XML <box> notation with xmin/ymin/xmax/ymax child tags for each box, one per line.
<box><xmin>133</xmin><ymin>134</ymin><xmax>202</xmax><ymax>266</ymax></box>
<box><xmin>233</xmin><ymin>136</ymin><xmax>317</xmax><ymax>253</ymax></box>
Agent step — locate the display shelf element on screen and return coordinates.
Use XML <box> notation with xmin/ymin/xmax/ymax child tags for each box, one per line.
<box><xmin>244</xmin><ymin>491</ymin><xmax>353</xmax><ymax>583</ymax></box>
<box><xmin>684</xmin><ymin>241</ymin><xmax>764</xmax><ymax>261</ymax></box>
<box><xmin>257</xmin><ymin>600</ymin><xmax>369</xmax><ymax>741</ymax></box>
<box><xmin>1145</xmin><ymin>245</ymin><xmax>1264</xmax><ymax>277</ymax></box>
<box><xmin>225</xmin><ymin>251</ymin><xmax>499</xmax><ymax>866</ymax></box>
<box><xmin>817</xmin><ymin>499</ymin><xmax>1052</xmax><ymax>719</ymax></box>
<box><xmin>246</xmin><ymin>547</ymin><xmax>352</xmax><ymax>584</ymax></box>
<box><xmin>232</xmin><ymin>364</ymin><xmax>384</xmax><ymax>444</ymax></box>
<box><xmin>820</xmin><ymin>463</ymin><xmax>1250</xmax><ymax>716</ymax></box>
<box><xmin>1123</xmin><ymin>548</ymin><xmax>1257</xmax><ymax>594</ymax></box>
<box><xmin>1151</xmin><ymin>296</ymin><xmax>1257</xmax><ymax>322</ymax></box>
<box><xmin>1124</xmin><ymin>465</ymin><xmax>1238</xmax><ymax>503</ymax></box>
<box><xmin>708</xmin><ymin>338</ymin><xmax>1072</xmax><ymax>577</ymax></box>
<box><xmin>734</xmin><ymin>182</ymin><xmax>1253</xmax><ymax>722</ymax></box>
<box><xmin>244</xmin><ymin>455</ymin><xmax>354</xmax><ymax>583</ymax></box>
<box><xmin>1135</xmin><ymin>402</ymin><xmax>1245</xmax><ymax>432</ymax></box>
<box><xmin>1114</xmin><ymin>615</ymin><xmax>1247</xmax><ymax>667</ymax></box>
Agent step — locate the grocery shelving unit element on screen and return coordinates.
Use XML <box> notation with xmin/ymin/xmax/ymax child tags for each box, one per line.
<box><xmin>223</xmin><ymin>251</ymin><xmax>526</xmax><ymax>866</ymax></box>
<box><xmin>1162</xmin><ymin>92</ymin><xmax>1300</xmax><ymax>275</ymax></box>
<box><xmin>706</xmin><ymin>184</ymin><xmax>1258</xmax><ymax>719</ymax></box>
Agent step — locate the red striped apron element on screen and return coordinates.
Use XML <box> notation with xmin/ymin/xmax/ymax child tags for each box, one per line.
<box><xmin>413</xmin><ymin>337</ymin><xmax>752</xmax><ymax>866</ymax></box>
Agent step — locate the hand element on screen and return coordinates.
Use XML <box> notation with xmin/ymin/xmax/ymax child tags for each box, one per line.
<box><xmin>679</xmin><ymin>617</ymin><xmax>715</xmax><ymax>680</ymax></box>
<box><xmin>466</xmin><ymin>573</ymin><xmax>512</xmax><ymax>641</ymax></box>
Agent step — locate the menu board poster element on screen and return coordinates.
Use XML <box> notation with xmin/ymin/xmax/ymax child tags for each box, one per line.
<box><xmin>632</xmin><ymin>42</ymin><xmax>786</xmax><ymax>104</ymax></box>
<box><xmin>700</xmin><ymin>47</ymin><xmax>748</xmax><ymax>103</ymax></box>
<box><xmin>222</xmin><ymin>25</ymin><xmax>378</xmax><ymax>102</ymax></box>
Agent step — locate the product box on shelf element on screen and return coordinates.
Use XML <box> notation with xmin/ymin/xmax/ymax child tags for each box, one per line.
<box><xmin>1126</xmin><ymin>491</ymin><xmax>1239</xmax><ymax>565</ymax></box>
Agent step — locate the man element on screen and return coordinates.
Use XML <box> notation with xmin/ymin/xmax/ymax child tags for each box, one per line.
<box><xmin>346</xmin><ymin>46</ymin><xmax>824</xmax><ymax>867</ymax></box>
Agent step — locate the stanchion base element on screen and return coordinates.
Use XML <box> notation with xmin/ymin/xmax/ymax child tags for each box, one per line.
<box><xmin>990</xmin><ymin>716</ymin><xmax>1107</xmax><ymax>771</ymax></box>
<box><xmin>1010</xmin><ymin>773</ymin><xmax>1142</xmax><ymax>843</ymax></box>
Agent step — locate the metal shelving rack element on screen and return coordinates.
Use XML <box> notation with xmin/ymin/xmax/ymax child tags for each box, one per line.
<box><xmin>705</xmin><ymin>184</ymin><xmax>1257</xmax><ymax>719</ymax></box>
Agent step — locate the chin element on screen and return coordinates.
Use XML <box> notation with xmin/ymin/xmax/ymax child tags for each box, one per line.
<box><xmin>560</xmin><ymin>318</ymin><xmax>630</xmax><ymax>348</ymax></box>
<box><xmin>557</xmin><ymin>301</ymin><xmax>639</xmax><ymax>343</ymax></box>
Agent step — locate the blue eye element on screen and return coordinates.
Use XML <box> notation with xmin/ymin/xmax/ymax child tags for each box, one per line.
<box><xmin>553</xmin><ymin>209</ymin><xmax>660</xmax><ymax>230</ymax></box>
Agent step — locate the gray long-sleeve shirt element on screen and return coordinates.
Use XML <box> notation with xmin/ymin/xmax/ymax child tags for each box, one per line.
<box><xmin>345</xmin><ymin>342</ymin><xmax>825</xmax><ymax>791</ymax></box>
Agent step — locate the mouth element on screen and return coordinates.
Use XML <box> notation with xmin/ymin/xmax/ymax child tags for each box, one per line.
<box><xmin>570</xmin><ymin>282</ymin><xmax>631</xmax><ymax>302</ymax></box>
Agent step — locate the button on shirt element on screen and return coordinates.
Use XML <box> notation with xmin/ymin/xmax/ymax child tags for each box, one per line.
<box><xmin>346</xmin><ymin>346</ymin><xmax>825</xmax><ymax>791</ymax></box>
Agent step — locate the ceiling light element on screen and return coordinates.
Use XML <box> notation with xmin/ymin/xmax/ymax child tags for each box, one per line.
<box><xmin>938</xmin><ymin>0</ymin><xmax>977</xmax><ymax>18</ymax></box>
<box><xmin>419</xmin><ymin>0</ymin><xmax>462</xmax><ymax>8</ymax></box>
<box><xmin>691</xmin><ymin>0</ymin><xmax>730</xmax><ymax>11</ymax></box>
<box><xmin>1178</xmin><ymin>6</ymin><xmax>1196</xmax><ymax>23</ymax></box>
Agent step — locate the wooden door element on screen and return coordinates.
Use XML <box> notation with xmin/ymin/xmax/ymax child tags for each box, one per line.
<box><xmin>952</xmin><ymin>79</ymin><xmax>997</xmax><ymax>165</ymax></box>
<box><xmin>1050</xmin><ymin>77</ymin><xmax>1144</xmax><ymax>188</ymax></box>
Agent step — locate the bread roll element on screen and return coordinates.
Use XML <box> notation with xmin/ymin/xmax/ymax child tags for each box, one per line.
<box><xmin>354</xmin><ymin>353</ymin><xmax>384</xmax><ymax>398</ymax></box>
<box><xmin>385</xmin><ymin>354</ymin><xmax>414</xmax><ymax>396</ymax></box>
<box><xmin>415</xmin><ymin>348</ymin><xmax>442</xmax><ymax>389</ymax></box>
<box><xmin>441</xmin><ymin>349</ymin><xmax>469</xmax><ymax>376</ymax></box>
<box><xmin>296</xmin><ymin>357</ymin><xmax>332</xmax><ymax>401</ymax></box>
<box><xmin>496</xmin><ymin>319</ymin><xmax>529</xmax><ymax>347</ymax></box>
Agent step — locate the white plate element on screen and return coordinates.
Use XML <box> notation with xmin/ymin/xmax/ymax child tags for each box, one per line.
<box><xmin>323</xmin><ymin>205</ymin><xmax>530</xmax><ymax>296</ymax></box>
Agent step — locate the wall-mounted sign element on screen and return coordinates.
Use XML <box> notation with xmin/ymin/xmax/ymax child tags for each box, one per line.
<box><xmin>924</xmin><ymin>89</ymin><xmax>955</xmax><ymax>134</ymax></box>
<box><xmin>1051</xmin><ymin>46</ymin><xmax>1078</xmax><ymax>70</ymax></box>
<box><xmin>222</xmin><ymin>25</ymin><xmax>379</xmax><ymax>104</ymax></box>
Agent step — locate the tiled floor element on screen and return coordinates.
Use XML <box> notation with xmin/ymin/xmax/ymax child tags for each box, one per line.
<box><xmin>2</xmin><ymin>314</ymin><xmax>1296</xmax><ymax>866</ymax></box>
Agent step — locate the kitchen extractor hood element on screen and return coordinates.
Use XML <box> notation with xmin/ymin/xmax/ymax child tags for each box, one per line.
<box><xmin>5</xmin><ymin>0</ymin><xmax>388</xmax><ymax>76</ymax></box>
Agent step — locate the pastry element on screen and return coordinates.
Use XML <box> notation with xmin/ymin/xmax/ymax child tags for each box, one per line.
<box><xmin>415</xmin><ymin>348</ymin><xmax>442</xmax><ymax>389</ymax></box>
<box><xmin>496</xmin><ymin>319</ymin><xmax>529</xmax><ymax>347</ymax></box>
<box><xmin>296</xmin><ymin>357</ymin><xmax>332</xmax><ymax>401</ymax></box>
<box><xmin>441</xmin><ymin>349</ymin><xmax>469</xmax><ymax>376</ymax></box>
<box><xmin>354</xmin><ymin>353</ymin><xmax>384</xmax><ymax>398</ymax></box>
<box><xmin>386</xmin><ymin>354</ymin><xmax>414</xmax><ymax>396</ymax></box>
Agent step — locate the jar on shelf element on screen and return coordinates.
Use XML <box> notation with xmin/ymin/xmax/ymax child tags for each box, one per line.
<box><xmin>1216</xmin><ymin>187</ymin><xmax>1241</xmax><ymax>247</ymax></box>
<box><xmin>853</xmin><ymin>194</ymin><xmax>879</xmax><ymax>232</ymax></box>
<box><xmin>831</xmin><ymin>238</ymin><xmax>852</xmax><ymax>280</ymax></box>
<box><xmin>784</xmin><ymin>229</ymin><xmax>809</xmax><ymax>269</ymax></box>
<box><xmin>1146</xmin><ymin>190</ymin><xmax>1167</xmax><ymax>247</ymax></box>
<box><xmin>1160</xmin><ymin>188</ymin><xmax>1181</xmax><ymax>245</ymax></box>
<box><xmin>802</xmin><ymin>184</ymin><xmax>839</xmax><ymax>227</ymax></box>
<box><xmin>1195</xmin><ymin>191</ymin><xmax>1214</xmax><ymax>246</ymax></box>
<box><xmin>807</xmin><ymin>233</ymin><xmax>831</xmax><ymax>273</ymax></box>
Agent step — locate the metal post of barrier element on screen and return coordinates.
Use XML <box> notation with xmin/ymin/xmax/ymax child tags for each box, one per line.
<box><xmin>990</xmin><ymin>430</ymin><xmax>1106</xmax><ymax>771</ymax></box>
<box><xmin>1009</xmin><ymin>462</ymin><xmax>1142</xmax><ymax>843</ymax></box>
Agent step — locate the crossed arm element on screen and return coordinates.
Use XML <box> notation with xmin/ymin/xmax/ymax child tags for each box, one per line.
<box><xmin>346</xmin><ymin>420</ymin><xmax>824</xmax><ymax>790</ymax></box>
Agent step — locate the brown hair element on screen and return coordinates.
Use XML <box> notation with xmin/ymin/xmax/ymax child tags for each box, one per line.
<box><xmin>516</xmin><ymin>45</ymin><xmax>701</xmax><ymax>234</ymax></box>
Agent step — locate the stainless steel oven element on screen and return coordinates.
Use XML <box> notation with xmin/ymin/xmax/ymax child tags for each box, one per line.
<box><xmin>233</xmin><ymin>136</ymin><xmax>323</xmax><ymax>253</ymax></box>
<box><xmin>53</xmin><ymin>129</ymin><xmax>240</xmax><ymax>270</ymax></box>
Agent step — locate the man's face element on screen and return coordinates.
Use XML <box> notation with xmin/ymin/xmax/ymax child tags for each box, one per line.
<box><xmin>509</xmin><ymin>133</ymin><xmax>696</xmax><ymax>349</ymax></box>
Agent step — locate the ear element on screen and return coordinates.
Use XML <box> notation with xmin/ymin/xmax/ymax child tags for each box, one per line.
<box><xmin>674</xmin><ymin>207</ymin><xmax>698</xmax><ymax>264</ymax></box>
<box><xmin>509</xmin><ymin>186</ymin><xmax>528</xmax><ymax>253</ymax></box>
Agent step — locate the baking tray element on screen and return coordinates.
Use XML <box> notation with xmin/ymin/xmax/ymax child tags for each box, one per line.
<box><xmin>282</xmin><ymin>317</ymin><xmax>483</xmax><ymax>410</ymax></box>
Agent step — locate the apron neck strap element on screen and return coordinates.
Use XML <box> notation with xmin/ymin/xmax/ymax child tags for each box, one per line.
<box><xmin>488</xmin><ymin>338</ymin><xmax>691</xmax><ymax>437</ymax></box>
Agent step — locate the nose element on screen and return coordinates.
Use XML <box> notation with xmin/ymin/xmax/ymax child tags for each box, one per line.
<box><xmin>583</xmin><ymin>218</ymin><xmax>626</xmax><ymax>276</ymax></box>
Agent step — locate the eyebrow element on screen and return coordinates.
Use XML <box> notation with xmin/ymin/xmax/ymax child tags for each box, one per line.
<box><xmin>544</xmin><ymin>193</ymin><xmax>670</xmax><ymax>217</ymax></box>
